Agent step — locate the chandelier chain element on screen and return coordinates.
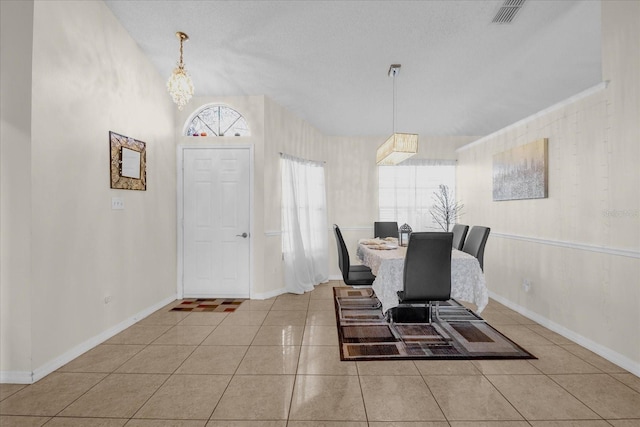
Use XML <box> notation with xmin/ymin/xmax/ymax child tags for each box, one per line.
<box><xmin>179</xmin><ymin>37</ymin><xmax>184</xmax><ymax>69</ymax></box>
<box><xmin>167</xmin><ymin>31</ymin><xmax>194</xmax><ymax>110</ymax></box>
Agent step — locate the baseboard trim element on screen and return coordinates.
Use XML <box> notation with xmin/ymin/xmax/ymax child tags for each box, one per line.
<box><xmin>182</xmin><ymin>294</ymin><xmax>249</xmax><ymax>299</ymax></box>
<box><xmin>251</xmin><ymin>282</ymin><xmax>338</xmax><ymax>298</ymax></box>
<box><xmin>1</xmin><ymin>295</ymin><xmax>177</xmax><ymax>384</ymax></box>
<box><xmin>488</xmin><ymin>291</ymin><xmax>640</xmax><ymax>377</ymax></box>
<box><xmin>492</xmin><ymin>232</ymin><xmax>640</xmax><ymax>259</ymax></box>
<box><xmin>251</xmin><ymin>287</ymin><xmax>286</xmax><ymax>300</ymax></box>
<box><xmin>0</xmin><ymin>370</ymin><xmax>33</xmax><ymax>385</ymax></box>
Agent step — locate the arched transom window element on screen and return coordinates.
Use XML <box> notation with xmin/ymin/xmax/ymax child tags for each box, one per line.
<box><xmin>186</xmin><ymin>105</ymin><xmax>250</xmax><ymax>137</ymax></box>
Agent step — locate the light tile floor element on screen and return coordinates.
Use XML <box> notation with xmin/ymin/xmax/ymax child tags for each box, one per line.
<box><xmin>1</xmin><ymin>281</ymin><xmax>639</xmax><ymax>426</ymax></box>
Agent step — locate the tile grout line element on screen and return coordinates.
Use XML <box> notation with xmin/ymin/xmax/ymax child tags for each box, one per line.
<box><xmin>480</xmin><ymin>371</ymin><xmax>537</xmax><ymax>424</ymax></box>
<box><xmin>354</xmin><ymin>321</ymin><xmax>371</xmax><ymax>425</ymax></box>
<box><xmin>4</xmin><ymin>286</ymin><xmax>638</xmax><ymax>425</ymax></box>
<box><xmin>285</xmin><ymin>292</ymin><xmax>309</xmax><ymax>425</ymax></box>
<box><xmin>527</xmin><ymin>317</ymin><xmax>640</xmax><ymax>418</ymax></box>
<box><xmin>128</xmin><ymin>324</ymin><xmax>204</xmax><ymax>421</ymax></box>
<box><xmin>89</xmin><ymin>304</ymin><xmax>212</xmax><ymax>422</ymax></box>
<box><xmin>207</xmin><ymin>301</ymin><xmax>266</xmax><ymax>423</ymax></box>
<box><xmin>544</xmin><ymin>371</ymin><xmax>620</xmax><ymax>422</ymax></box>
<box><xmin>483</xmin><ymin>318</ymin><xmax>609</xmax><ymax>423</ymax></box>
<box><xmin>415</xmin><ymin>362</ymin><xmax>449</xmax><ymax>424</ymax></box>
<box><xmin>47</xmin><ymin>312</ymin><xmax>181</xmax><ymax>421</ymax></box>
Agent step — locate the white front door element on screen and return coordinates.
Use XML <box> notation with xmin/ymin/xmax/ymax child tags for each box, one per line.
<box><xmin>182</xmin><ymin>147</ymin><xmax>251</xmax><ymax>298</ymax></box>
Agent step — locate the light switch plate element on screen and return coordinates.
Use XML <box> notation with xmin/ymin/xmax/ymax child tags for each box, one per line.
<box><xmin>111</xmin><ymin>197</ymin><xmax>124</xmax><ymax>210</ymax></box>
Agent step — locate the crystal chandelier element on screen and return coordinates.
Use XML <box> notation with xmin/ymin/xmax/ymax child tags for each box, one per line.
<box><xmin>167</xmin><ymin>31</ymin><xmax>194</xmax><ymax>110</ymax></box>
<box><xmin>376</xmin><ymin>64</ymin><xmax>418</xmax><ymax>165</ymax></box>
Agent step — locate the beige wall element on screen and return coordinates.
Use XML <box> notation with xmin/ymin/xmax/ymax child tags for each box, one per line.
<box><xmin>456</xmin><ymin>0</ymin><xmax>639</xmax><ymax>372</ymax></box>
<box><xmin>263</xmin><ymin>97</ymin><xmax>328</xmax><ymax>295</ymax></box>
<box><xmin>1</xmin><ymin>0</ymin><xmax>177</xmax><ymax>381</ymax></box>
<box><xmin>0</xmin><ymin>0</ymin><xmax>34</xmax><ymax>377</ymax></box>
<box><xmin>326</xmin><ymin>136</ymin><xmax>379</xmax><ymax>278</ymax></box>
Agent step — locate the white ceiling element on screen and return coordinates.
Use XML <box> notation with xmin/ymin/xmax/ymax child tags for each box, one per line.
<box><xmin>104</xmin><ymin>0</ymin><xmax>602</xmax><ymax>137</ymax></box>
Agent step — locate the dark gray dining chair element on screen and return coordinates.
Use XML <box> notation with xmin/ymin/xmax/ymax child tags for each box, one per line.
<box><xmin>394</xmin><ymin>232</ymin><xmax>453</xmax><ymax>324</ymax></box>
<box><xmin>461</xmin><ymin>226</ymin><xmax>491</xmax><ymax>270</ymax></box>
<box><xmin>333</xmin><ymin>224</ymin><xmax>376</xmax><ymax>286</ymax></box>
<box><xmin>374</xmin><ymin>221</ymin><xmax>399</xmax><ymax>239</ymax></box>
<box><xmin>451</xmin><ymin>224</ymin><xmax>469</xmax><ymax>250</ymax></box>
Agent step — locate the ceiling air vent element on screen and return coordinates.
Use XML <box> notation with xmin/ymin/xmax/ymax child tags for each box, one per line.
<box><xmin>492</xmin><ymin>0</ymin><xmax>526</xmax><ymax>24</ymax></box>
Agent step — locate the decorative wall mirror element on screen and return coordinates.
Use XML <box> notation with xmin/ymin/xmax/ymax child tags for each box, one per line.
<box><xmin>109</xmin><ymin>131</ymin><xmax>146</xmax><ymax>190</ymax></box>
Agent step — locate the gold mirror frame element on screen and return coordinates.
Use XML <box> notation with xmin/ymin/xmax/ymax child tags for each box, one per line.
<box><xmin>109</xmin><ymin>131</ymin><xmax>146</xmax><ymax>191</ymax></box>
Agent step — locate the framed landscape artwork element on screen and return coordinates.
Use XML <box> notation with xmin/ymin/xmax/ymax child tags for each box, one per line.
<box><xmin>493</xmin><ymin>138</ymin><xmax>548</xmax><ymax>201</ymax></box>
<box><xmin>109</xmin><ymin>131</ymin><xmax>147</xmax><ymax>191</ymax></box>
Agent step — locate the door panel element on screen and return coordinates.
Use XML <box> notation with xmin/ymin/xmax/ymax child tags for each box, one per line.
<box><xmin>183</xmin><ymin>148</ymin><xmax>250</xmax><ymax>298</ymax></box>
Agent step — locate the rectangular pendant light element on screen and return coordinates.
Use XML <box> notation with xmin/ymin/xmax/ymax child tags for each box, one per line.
<box><xmin>376</xmin><ymin>64</ymin><xmax>418</xmax><ymax>166</ymax></box>
<box><xmin>376</xmin><ymin>132</ymin><xmax>418</xmax><ymax>165</ymax></box>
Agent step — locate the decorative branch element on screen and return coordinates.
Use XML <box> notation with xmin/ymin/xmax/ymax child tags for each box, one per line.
<box><xmin>429</xmin><ymin>184</ymin><xmax>464</xmax><ymax>232</ymax></box>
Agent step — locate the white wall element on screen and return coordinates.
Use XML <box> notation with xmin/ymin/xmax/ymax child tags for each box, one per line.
<box><xmin>0</xmin><ymin>0</ymin><xmax>34</xmax><ymax>379</ymax></box>
<box><xmin>456</xmin><ymin>0</ymin><xmax>639</xmax><ymax>373</ymax></box>
<box><xmin>1</xmin><ymin>0</ymin><xmax>178</xmax><ymax>382</ymax></box>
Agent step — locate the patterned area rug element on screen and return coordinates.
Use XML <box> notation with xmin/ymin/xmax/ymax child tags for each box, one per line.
<box><xmin>171</xmin><ymin>298</ymin><xmax>245</xmax><ymax>312</ymax></box>
<box><xmin>334</xmin><ymin>288</ymin><xmax>536</xmax><ymax>361</ymax></box>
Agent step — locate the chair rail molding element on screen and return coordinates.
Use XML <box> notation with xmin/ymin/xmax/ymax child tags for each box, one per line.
<box><xmin>266</xmin><ymin>225</ymin><xmax>374</xmax><ymax>237</ymax></box>
<box><xmin>328</xmin><ymin>226</ymin><xmax>374</xmax><ymax>231</ymax></box>
<box><xmin>492</xmin><ymin>232</ymin><xmax>640</xmax><ymax>259</ymax></box>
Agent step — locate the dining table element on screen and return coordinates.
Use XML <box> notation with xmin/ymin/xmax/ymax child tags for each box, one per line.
<box><xmin>356</xmin><ymin>238</ymin><xmax>489</xmax><ymax>314</ymax></box>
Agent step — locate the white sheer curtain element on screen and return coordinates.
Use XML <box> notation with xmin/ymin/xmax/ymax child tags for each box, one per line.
<box><xmin>378</xmin><ymin>159</ymin><xmax>457</xmax><ymax>232</ymax></box>
<box><xmin>281</xmin><ymin>153</ymin><xmax>329</xmax><ymax>294</ymax></box>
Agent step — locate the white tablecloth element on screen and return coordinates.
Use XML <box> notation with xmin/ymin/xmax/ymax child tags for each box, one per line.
<box><xmin>356</xmin><ymin>241</ymin><xmax>489</xmax><ymax>314</ymax></box>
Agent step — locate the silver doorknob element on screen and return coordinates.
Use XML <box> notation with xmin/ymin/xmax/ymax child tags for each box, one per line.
<box><xmin>236</xmin><ymin>232</ymin><xmax>248</xmax><ymax>238</ymax></box>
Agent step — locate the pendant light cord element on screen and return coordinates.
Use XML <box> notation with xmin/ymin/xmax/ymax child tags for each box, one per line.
<box><xmin>389</xmin><ymin>64</ymin><xmax>400</xmax><ymax>134</ymax></box>
<box><xmin>393</xmin><ymin>69</ymin><xmax>396</xmax><ymax>134</ymax></box>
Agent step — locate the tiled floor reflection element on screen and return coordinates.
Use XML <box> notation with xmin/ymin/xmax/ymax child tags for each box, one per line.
<box><xmin>1</xmin><ymin>281</ymin><xmax>639</xmax><ymax>426</ymax></box>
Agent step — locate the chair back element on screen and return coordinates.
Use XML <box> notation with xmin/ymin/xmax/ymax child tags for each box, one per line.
<box><xmin>374</xmin><ymin>221</ymin><xmax>399</xmax><ymax>239</ymax></box>
<box><xmin>451</xmin><ymin>224</ymin><xmax>469</xmax><ymax>250</ymax></box>
<box><xmin>333</xmin><ymin>224</ymin><xmax>350</xmax><ymax>281</ymax></box>
<box><xmin>402</xmin><ymin>232</ymin><xmax>453</xmax><ymax>301</ymax></box>
<box><xmin>462</xmin><ymin>226</ymin><xmax>491</xmax><ymax>270</ymax></box>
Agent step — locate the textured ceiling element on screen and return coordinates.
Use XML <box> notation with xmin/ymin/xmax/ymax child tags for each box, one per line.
<box><xmin>104</xmin><ymin>0</ymin><xmax>602</xmax><ymax>137</ymax></box>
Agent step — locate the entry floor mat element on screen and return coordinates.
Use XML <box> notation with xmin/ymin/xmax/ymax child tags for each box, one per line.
<box><xmin>171</xmin><ymin>298</ymin><xmax>246</xmax><ymax>312</ymax></box>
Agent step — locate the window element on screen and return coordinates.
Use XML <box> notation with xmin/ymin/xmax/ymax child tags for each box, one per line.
<box><xmin>186</xmin><ymin>105</ymin><xmax>250</xmax><ymax>136</ymax></box>
<box><xmin>378</xmin><ymin>159</ymin><xmax>457</xmax><ymax>232</ymax></box>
